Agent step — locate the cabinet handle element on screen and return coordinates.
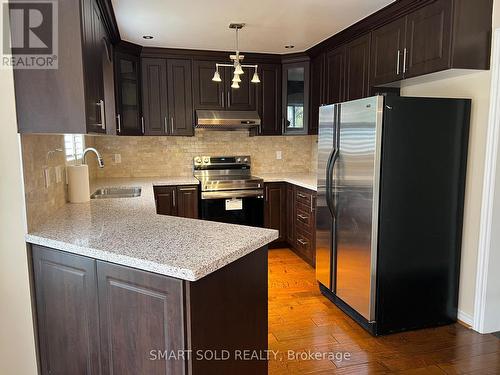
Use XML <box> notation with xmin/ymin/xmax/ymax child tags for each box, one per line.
<box><xmin>396</xmin><ymin>50</ymin><xmax>400</xmax><ymax>75</ymax></box>
<box><xmin>116</xmin><ymin>114</ymin><xmax>121</xmax><ymax>134</ymax></box>
<box><xmin>141</xmin><ymin>116</ymin><xmax>145</xmax><ymax>134</ymax></box>
<box><xmin>297</xmin><ymin>214</ymin><xmax>308</xmax><ymax>222</ymax></box>
<box><xmin>297</xmin><ymin>193</ymin><xmax>307</xmax><ymax>199</ymax></box>
<box><xmin>403</xmin><ymin>48</ymin><xmax>408</xmax><ymax>74</ymax></box>
<box><xmin>297</xmin><ymin>238</ymin><xmax>308</xmax><ymax>246</ymax></box>
<box><xmin>97</xmin><ymin>100</ymin><xmax>105</xmax><ymax>130</ymax></box>
<box><xmin>164</xmin><ymin>117</ymin><xmax>168</xmax><ymax>134</ymax></box>
<box><xmin>179</xmin><ymin>187</ymin><xmax>197</xmax><ymax>191</ymax></box>
<box><xmin>172</xmin><ymin>189</ymin><xmax>176</xmax><ymax>207</ymax></box>
<box><xmin>170</xmin><ymin>117</ymin><xmax>174</xmax><ymax>134</ymax></box>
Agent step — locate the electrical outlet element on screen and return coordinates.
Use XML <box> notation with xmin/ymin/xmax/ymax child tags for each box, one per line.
<box><xmin>114</xmin><ymin>154</ymin><xmax>122</xmax><ymax>164</ymax></box>
<box><xmin>55</xmin><ymin>166</ymin><xmax>63</xmax><ymax>183</ymax></box>
<box><xmin>276</xmin><ymin>151</ymin><xmax>282</xmax><ymax>160</ymax></box>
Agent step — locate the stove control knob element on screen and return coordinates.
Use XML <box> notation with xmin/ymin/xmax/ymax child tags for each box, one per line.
<box><xmin>236</xmin><ymin>157</ymin><xmax>242</xmax><ymax>163</ymax></box>
<box><xmin>195</xmin><ymin>157</ymin><xmax>202</xmax><ymax>164</ymax></box>
<box><xmin>243</xmin><ymin>157</ymin><xmax>249</xmax><ymax>163</ymax></box>
<box><xmin>203</xmin><ymin>156</ymin><xmax>210</xmax><ymax>164</ymax></box>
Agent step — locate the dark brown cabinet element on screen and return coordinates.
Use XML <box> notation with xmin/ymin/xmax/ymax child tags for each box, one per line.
<box><xmin>97</xmin><ymin>261</ymin><xmax>185</xmax><ymax>375</ymax></box>
<box><xmin>309</xmin><ymin>54</ymin><xmax>325</xmax><ymax>135</ymax></box>
<box><xmin>257</xmin><ymin>64</ymin><xmax>282</xmax><ymax>135</ymax></box>
<box><xmin>344</xmin><ymin>34</ymin><xmax>371</xmax><ymax>101</ymax></box>
<box><xmin>264</xmin><ymin>183</ymin><xmax>287</xmax><ymax>243</ymax></box>
<box><xmin>167</xmin><ymin>59</ymin><xmax>194</xmax><ymax>135</ymax></box>
<box><xmin>115</xmin><ymin>51</ymin><xmax>142</xmax><ymax>135</ymax></box>
<box><xmin>154</xmin><ymin>185</ymin><xmax>199</xmax><ymax>219</ymax></box>
<box><xmin>14</xmin><ymin>0</ymin><xmax>112</xmax><ymax>134</ymax></box>
<box><xmin>325</xmin><ymin>46</ymin><xmax>346</xmax><ymax>105</ymax></box>
<box><xmin>286</xmin><ymin>184</ymin><xmax>296</xmax><ymax>245</ymax></box>
<box><xmin>32</xmin><ymin>246</ymin><xmax>101</xmax><ymax>375</ymax></box>
<box><xmin>141</xmin><ymin>58</ymin><xmax>168</xmax><ymax>135</ymax></box>
<box><xmin>30</xmin><ymin>244</ymin><xmax>268</xmax><ymax>375</ymax></box>
<box><xmin>370</xmin><ymin>18</ymin><xmax>406</xmax><ymax>85</ymax></box>
<box><xmin>282</xmin><ymin>60</ymin><xmax>310</xmax><ymax>135</ymax></box>
<box><xmin>193</xmin><ymin>61</ymin><xmax>257</xmax><ymax>112</ymax></box>
<box><xmin>293</xmin><ymin>187</ymin><xmax>316</xmax><ymax>266</ymax></box>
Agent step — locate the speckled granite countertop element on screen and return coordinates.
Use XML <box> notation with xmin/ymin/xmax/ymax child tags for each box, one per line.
<box><xmin>256</xmin><ymin>173</ymin><xmax>317</xmax><ymax>191</ymax></box>
<box><xmin>26</xmin><ymin>177</ymin><xmax>278</xmax><ymax>281</ymax></box>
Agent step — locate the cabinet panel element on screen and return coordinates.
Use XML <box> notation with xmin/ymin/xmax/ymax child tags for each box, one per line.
<box><xmin>226</xmin><ymin>66</ymin><xmax>257</xmax><ymax>111</ymax></box>
<box><xmin>405</xmin><ymin>0</ymin><xmax>452</xmax><ymax>78</ymax></box>
<box><xmin>371</xmin><ymin>18</ymin><xmax>406</xmax><ymax>85</ymax></box>
<box><xmin>32</xmin><ymin>246</ymin><xmax>100</xmax><ymax>375</ymax></box>
<box><xmin>167</xmin><ymin>59</ymin><xmax>194</xmax><ymax>136</ymax></box>
<box><xmin>258</xmin><ymin>64</ymin><xmax>282</xmax><ymax>135</ymax></box>
<box><xmin>115</xmin><ymin>52</ymin><xmax>142</xmax><ymax>135</ymax></box>
<box><xmin>97</xmin><ymin>261</ymin><xmax>185</xmax><ymax>375</ymax></box>
<box><xmin>283</xmin><ymin>61</ymin><xmax>310</xmax><ymax>135</ymax></box>
<box><xmin>141</xmin><ymin>58</ymin><xmax>168</xmax><ymax>135</ymax></box>
<box><xmin>153</xmin><ymin>186</ymin><xmax>177</xmax><ymax>216</ymax></box>
<box><xmin>286</xmin><ymin>184</ymin><xmax>296</xmax><ymax>245</ymax></box>
<box><xmin>176</xmin><ymin>186</ymin><xmax>199</xmax><ymax>219</ymax></box>
<box><xmin>325</xmin><ymin>46</ymin><xmax>345</xmax><ymax>105</ymax></box>
<box><xmin>264</xmin><ymin>183</ymin><xmax>287</xmax><ymax>243</ymax></box>
<box><xmin>193</xmin><ymin>60</ymin><xmax>225</xmax><ymax>110</ymax></box>
<box><xmin>344</xmin><ymin>34</ymin><xmax>371</xmax><ymax>101</ymax></box>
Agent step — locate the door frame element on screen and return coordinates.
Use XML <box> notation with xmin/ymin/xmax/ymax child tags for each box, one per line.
<box><xmin>474</xmin><ymin>28</ymin><xmax>500</xmax><ymax>334</ymax></box>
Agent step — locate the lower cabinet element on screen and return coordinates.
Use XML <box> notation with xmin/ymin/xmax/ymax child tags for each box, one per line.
<box><xmin>30</xmin><ymin>244</ymin><xmax>268</xmax><ymax>375</ymax></box>
<box><xmin>264</xmin><ymin>183</ymin><xmax>317</xmax><ymax>266</ymax></box>
<box><xmin>153</xmin><ymin>185</ymin><xmax>199</xmax><ymax>219</ymax></box>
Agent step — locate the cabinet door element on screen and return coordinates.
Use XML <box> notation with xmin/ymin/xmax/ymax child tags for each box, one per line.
<box><xmin>154</xmin><ymin>186</ymin><xmax>177</xmax><ymax>216</ymax></box>
<box><xmin>167</xmin><ymin>59</ymin><xmax>194</xmax><ymax>136</ymax></box>
<box><xmin>193</xmin><ymin>60</ymin><xmax>225</xmax><ymax>110</ymax></box>
<box><xmin>310</xmin><ymin>53</ymin><xmax>325</xmax><ymax>135</ymax></box>
<box><xmin>264</xmin><ymin>183</ymin><xmax>287</xmax><ymax>243</ymax></box>
<box><xmin>115</xmin><ymin>52</ymin><xmax>142</xmax><ymax>135</ymax></box>
<box><xmin>84</xmin><ymin>0</ymin><xmax>106</xmax><ymax>133</ymax></box>
<box><xmin>141</xmin><ymin>58</ymin><xmax>168</xmax><ymax>135</ymax></box>
<box><xmin>371</xmin><ymin>18</ymin><xmax>406</xmax><ymax>85</ymax></box>
<box><xmin>325</xmin><ymin>46</ymin><xmax>345</xmax><ymax>105</ymax></box>
<box><xmin>344</xmin><ymin>34</ymin><xmax>371</xmax><ymax>101</ymax></box>
<box><xmin>286</xmin><ymin>184</ymin><xmax>296</xmax><ymax>245</ymax></box>
<box><xmin>283</xmin><ymin>61</ymin><xmax>310</xmax><ymax>135</ymax></box>
<box><xmin>405</xmin><ymin>0</ymin><xmax>452</xmax><ymax>78</ymax></box>
<box><xmin>97</xmin><ymin>261</ymin><xmax>185</xmax><ymax>375</ymax></box>
<box><xmin>32</xmin><ymin>245</ymin><xmax>100</xmax><ymax>375</ymax></box>
<box><xmin>226</xmin><ymin>66</ymin><xmax>257</xmax><ymax>111</ymax></box>
<box><xmin>176</xmin><ymin>185</ymin><xmax>199</xmax><ymax>219</ymax></box>
<box><xmin>258</xmin><ymin>64</ymin><xmax>282</xmax><ymax>135</ymax></box>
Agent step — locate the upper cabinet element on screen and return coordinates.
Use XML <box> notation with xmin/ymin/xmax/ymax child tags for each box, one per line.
<box><xmin>257</xmin><ymin>64</ymin><xmax>282</xmax><ymax>136</ymax></box>
<box><xmin>282</xmin><ymin>60</ymin><xmax>310</xmax><ymax>135</ymax></box>
<box><xmin>141</xmin><ymin>57</ymin><xmax>194</xmax><ymax>136</ymax></box>
<box><xmin>193</xmin><ymin>60</ymin><xmax>257</xmax><ymax>112</ymax></box>
<box><xmin>344</xmin><ymin>34</ymin><xmax>371</xmax><ymax>101</ymax></box>
<box><xmin>14</xmin><ymin>0</ymin><xmax>112</xmax><ymax>134</ymax></box>
<box><xmin>370</xmin><ymin>0</ymin><xmax>492</xmax><ymax>85</ymax></box>
<box><xmin>114</xmin><ymin>50</ymin><xmax>142</xmax><ymax>135</ymax></box>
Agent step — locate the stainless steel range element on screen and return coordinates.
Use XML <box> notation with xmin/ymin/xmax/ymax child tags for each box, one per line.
<box><xmin>194</xmin><ymin>156</ymin><xmax>264</xmax><ymax>227</ymax></box>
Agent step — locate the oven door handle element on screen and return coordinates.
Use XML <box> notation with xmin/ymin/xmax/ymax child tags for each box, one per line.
<box><xmin>201</xmin><ymin>190</ymin><xmax>264</xmax><ymax>200</ymax></box>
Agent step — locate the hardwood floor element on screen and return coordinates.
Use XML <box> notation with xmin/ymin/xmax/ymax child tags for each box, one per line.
<box><xmin>268</xmin><ymin>248</ymin><xmax>500</xmax><ymax>374</ymax></box>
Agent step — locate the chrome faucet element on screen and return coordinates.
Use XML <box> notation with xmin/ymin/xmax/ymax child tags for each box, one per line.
<box><xmin>83</xmin><ymin>147</ymin><xmax>104</xmax><ymax>168</ymax></box>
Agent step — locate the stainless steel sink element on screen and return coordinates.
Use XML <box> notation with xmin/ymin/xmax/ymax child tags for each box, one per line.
<box><xmin>90</xmin><ymin>187</ymin><xmax>142</xmax><ymax>199</ymax></box>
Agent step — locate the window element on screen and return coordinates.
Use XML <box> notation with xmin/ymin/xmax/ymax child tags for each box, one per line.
<box><xmin>287</xmin><ymin>105</ymin><xmax>304</xmax><ymax>129</ymax></box>
<box><xmin>64</xmin><ymin>135</ymin><xmax>85</xmax><ymax>163</ymax></box>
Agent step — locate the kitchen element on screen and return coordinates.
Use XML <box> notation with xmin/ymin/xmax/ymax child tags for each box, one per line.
<box><xmin>2</xmin><ymin>0</ymin><xmax>500</xmax><ymax>374</ymax></box>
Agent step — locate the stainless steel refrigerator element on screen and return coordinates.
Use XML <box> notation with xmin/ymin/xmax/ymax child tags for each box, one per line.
<box><xmin>316</xmin><ymin>95</ymin><xmax>471</xmax><ymax>335</ymax></box>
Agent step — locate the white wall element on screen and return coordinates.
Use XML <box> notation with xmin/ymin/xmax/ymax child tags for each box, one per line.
<box><xmin>400</xmin><ymin>70</ymin><xmax>492</xmax><ymax>322</ymax></box>
<box><xmin>0</xmin><ymin>53</ymin><xmax>38</xmax><ymax>375</ymax></box>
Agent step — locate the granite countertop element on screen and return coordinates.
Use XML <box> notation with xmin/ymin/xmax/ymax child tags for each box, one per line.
<box><xmin>256</xmin><ymin>173</ymin><xmax>317</xmax><ymax>191</ymax></box>
<box><xmin>26</xmin><ymin>177</ymin><xmax>278</xmax><ymax>281</ymax></box>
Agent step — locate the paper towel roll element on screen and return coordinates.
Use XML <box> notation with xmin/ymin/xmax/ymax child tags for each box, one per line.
<box><xmin>67</xmin><ymin>165</ymin><xmax>90</xmax><ymax>203</ymax></box>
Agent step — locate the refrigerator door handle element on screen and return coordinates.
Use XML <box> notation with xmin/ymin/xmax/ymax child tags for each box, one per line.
<box><xmin>326</xmin><ymin>148</ymin><xmax>338</xmax><ymax>218</ymax></box>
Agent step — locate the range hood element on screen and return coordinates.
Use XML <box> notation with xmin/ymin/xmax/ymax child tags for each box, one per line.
<box><xmin>196</xmin><ymin>110</ymin><xmax>261</xmax><ymax>130</ymax></box>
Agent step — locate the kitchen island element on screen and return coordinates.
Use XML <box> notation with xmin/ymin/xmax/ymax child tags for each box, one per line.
<box><xmin>26</xmin><ymin>178</ymin><xmax>278</xmax><ymax>375</ymax></box>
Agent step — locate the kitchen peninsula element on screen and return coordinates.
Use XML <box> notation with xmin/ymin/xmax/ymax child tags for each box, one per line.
<box><xmin>26</xmin><ymin>178</ymin><xmax>278</xmax><ymax>375</ymax></box>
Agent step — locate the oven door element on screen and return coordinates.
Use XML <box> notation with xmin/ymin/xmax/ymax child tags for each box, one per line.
<box><xmin>200</xmin><ymin>190</ymin><xmax>264</xmax><ymax>227</ymax></box>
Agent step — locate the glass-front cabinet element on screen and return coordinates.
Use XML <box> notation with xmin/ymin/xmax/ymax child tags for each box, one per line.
<box><xmin>282</xmin><ymin>60</ymin><xmax>310</xmax><ymax>135</ymax></box>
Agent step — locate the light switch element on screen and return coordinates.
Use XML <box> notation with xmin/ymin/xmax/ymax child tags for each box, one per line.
<box><xmin>276</xmin><ymin>151</ymin><xmax>282</xmax><ymax>160</ymax></box>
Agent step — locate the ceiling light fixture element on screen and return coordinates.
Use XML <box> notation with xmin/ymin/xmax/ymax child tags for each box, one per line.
<box><xmin>212</xmin><ymin>23</ymin><xmax>260</xmax><ymax>89</ymax></box>
<box><xmin>142</xmin><ymin>35</ymin><xmax>154</xmax><ymax>40</ymax></box>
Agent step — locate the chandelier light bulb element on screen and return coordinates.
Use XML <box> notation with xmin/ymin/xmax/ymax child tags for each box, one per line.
<box><xmin>234</xmin><ymin>63</ymin><xmax>244</xmax><ymax>75</ymax></box>
<box><xmin>212</xmin><ymin>70</ymin><xmax>222</xmax><ymax>82</ymax></box>
<box><xmin>251</xmin><ymin>71</ymin><xmax>260</xmax><ymax>83</ymax></box>
<box><xmin>231</xmin><ymin>81</ymin><xmax>240</xmax><ymax>89</ymax></box>
<box><xmin>232</xmin><ymin>73</ymin><xmax>241</xmax><ymax>83</ymax></box>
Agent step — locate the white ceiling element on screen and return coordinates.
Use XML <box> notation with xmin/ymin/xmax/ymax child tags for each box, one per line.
<box><xmin>111</xmin><ymin>0</ymin><xmax>396</xmax><ymax>54</ymax></box>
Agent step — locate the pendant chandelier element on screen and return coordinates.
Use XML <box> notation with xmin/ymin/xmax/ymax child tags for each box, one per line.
<box><xmin>212</xmin><ymin>23</ymin><xmax>260</xmax><ymax>89</ymax></box>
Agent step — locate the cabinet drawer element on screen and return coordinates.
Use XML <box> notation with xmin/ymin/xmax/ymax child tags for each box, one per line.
<box><xmin>295</xmin><ymin>229</ymin><xmax>314</xmax><ymax>261</ymax></box>
<box><xmin>296</xmin><ymin>205</ymin><xmax>313</xmax><ymax>232</ymax></box>
<box><xmin>295</xmin><ymin>187</ymin><xmax>314</xmax><ymax>208</ymax></box>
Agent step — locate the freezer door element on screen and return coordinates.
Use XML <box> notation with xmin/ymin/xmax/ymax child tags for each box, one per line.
<box><xmin>315</xmin><ymin>104</ymin><xmax>336</xmax><ymax>289</ymax></box>
<box><xmin>335</xmin><ymin>96</ymin><xmax>383</xmax><ymax>321</ymax></box>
